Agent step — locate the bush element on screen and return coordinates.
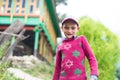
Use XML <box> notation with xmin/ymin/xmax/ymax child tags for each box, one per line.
<box><xmin>77</xmin><ymin>16</ymin><xmax>120</xmax><ymax>80</ymax></box>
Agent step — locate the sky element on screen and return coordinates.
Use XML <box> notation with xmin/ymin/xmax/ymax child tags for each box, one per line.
<box><xmin>56</xmin><ymin>0</ymin><xmax>120</xmax><ymax>38</ymax></box>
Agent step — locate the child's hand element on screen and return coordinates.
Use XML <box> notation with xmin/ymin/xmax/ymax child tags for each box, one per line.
<box><xmin>90</xmin><ymin>75</ymin><xmax>97</xmax><ymax>80</ymax></box>
<box><xmin>90</xmin><ymin>78</ymin><xmax>96</xmax><ymax>80</ymax></box>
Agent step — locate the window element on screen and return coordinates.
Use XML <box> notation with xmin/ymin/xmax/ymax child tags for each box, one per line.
<box><xmin>3</xmin><ymin>0</ymin><xmax>6</xmax><ymax>2</ymax></box>
<box><xmin>8</xmin><ymin>0</ymin><xmax>12</xmax><ymax>8</ymax></box>
<box><xmin>22</xmin><ymin>0</ymin><xmax>25</xmax><ymax>8</ymax></box>
<box><xmin>16</xmin><ymin>5</ymin><xmax>19</xmax><ymax>13</ymax></box>
<box><xmin>21</xmin><ymin>10</ymin><xmax>24</xmax><ymax>13</ymax></box>
<box><xmin>30</xmin><ymin>5</ymin><xmax>33</xmax><ymax>13</ymax></box>
<box><xmin>1</xmin><ymin>5</ymin><xmax>5</xmax><ymax>13</ymax></box>
<box><xmin>31</xmin><ymin>0</ymin><xmax>34</xmax><ymax>2</ymax></box>
<box><xmin>36</xmin><ymin>0</ymin><xmax>40</xmax><ymax>8</ymax></box>
<box><xmin>7</xmin><ymin>10</ymin><xmax>11</xmax><ymax>13</ymax></box>
<box><xmin>17</xmin><ymin>0</ymin><xmax>20</xmax><ymax>2</ymax></box>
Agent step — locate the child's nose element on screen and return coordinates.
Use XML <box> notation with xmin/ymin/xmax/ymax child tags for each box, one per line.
<box><xmin>68</xmin><ymin>29</ymin><xmax>72</xmax><ymax>32</ymax></box>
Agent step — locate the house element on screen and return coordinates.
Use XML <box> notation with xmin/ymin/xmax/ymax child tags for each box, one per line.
<box><xmin>0</xmin><ymin>0</ymin><xmax>61</xmax><ymax>63</ymax></box>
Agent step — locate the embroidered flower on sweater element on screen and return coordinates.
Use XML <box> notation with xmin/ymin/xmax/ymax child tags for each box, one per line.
<box><xmin>74</xmin><ymin>68</ymin><xmax>82</xmax><ymax>75</ymax></box>
<box><xmin>72</xmin><ymin>50</ymin><xmax>80</xmax><ymax>58</ymax></box>
<box><xmin>64</xmin><ymin>43</ymin><xmax>72</xmax><ymax>50</ymax></box>
<box><xmin>65</xmin><ymin>59</ymin><xmax>73</xmax><ymax>68</ymax></box>
<box><xmin>61</xmin><ymin>71</ymin><xmax>66</xmax><ymax>76</ymax></box>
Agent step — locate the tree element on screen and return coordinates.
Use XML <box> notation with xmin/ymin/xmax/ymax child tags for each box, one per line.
<box><xmin>115</xmin><ymin>68</ymin><xmax>120</xmax><ymax>80</ymax></box>
<box><xmin>55</xmin><ymin>0</ymin><xmax>68</xmax><ymax>23</ymax></box>
<box><xmin>115</xmin><ymin>61</ymin><xmax>120</xmax><ymax>80</ymax></box>
<box><xmin>55</xmin><ymin>0</ymin><xmax>67</xmax><ymax>6</ymax></box>
<box><xmin>77</xmin><ymin>16</ymin><xmax>120</xmax><ymax>80</ymax></box>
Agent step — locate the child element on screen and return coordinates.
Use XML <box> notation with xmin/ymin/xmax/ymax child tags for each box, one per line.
<box><xmin>52</xmin><ymin>17</ymin><xmax>98</xmax><ymax>80</ymax></box>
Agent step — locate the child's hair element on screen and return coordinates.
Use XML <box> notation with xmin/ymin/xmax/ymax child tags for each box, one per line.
<box><xmin>62</xmin><ymin>17</ymin><xmax>79</xmax><ymax>26</ymax></box>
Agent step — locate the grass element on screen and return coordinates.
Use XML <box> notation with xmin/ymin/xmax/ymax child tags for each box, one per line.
<box><xmin>21</xmin><ymin>62</ymin><xmax>54</xmax><ymax>80</ymax></box>
<box><xmin>0</xmin><ymin>41</ymin><xmax>54</xmax><ymax>80</ymax></box>
<box><xmin>0</xmin><ymin>62</ymin><xmax>23</xmax><ymax>80</ymax></box>
<box><xmin>0</xmin><ymin>60</ymin><xmax>55</xmax><ymax>80</ymax></box>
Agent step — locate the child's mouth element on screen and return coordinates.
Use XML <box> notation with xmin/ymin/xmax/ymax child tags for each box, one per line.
<box><xmin>66</xmin><ymin>33</ymin><xmax>72</xmax><ymax>35</ymax></box>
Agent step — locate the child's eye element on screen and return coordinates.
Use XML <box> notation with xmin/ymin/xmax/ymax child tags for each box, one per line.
<box><xmin>71</xmin><ymin>27</ymin><xmax>75</xmax><ymax>30</ymax></box>
<box><xmin>64</xmin><ymin>26</ymin><xmax>69</xmax><ymax>29</ymax></box>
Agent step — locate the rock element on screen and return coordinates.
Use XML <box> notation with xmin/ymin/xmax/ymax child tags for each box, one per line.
<box><xmin>7</xmin><ymin>67</ymin><xmax>42</xmax><ymax>80</ymax></box>
<box><xmin>8</xmin><ymin>55</ymin><xmax>42</xmax><ymax>69</ymax></box>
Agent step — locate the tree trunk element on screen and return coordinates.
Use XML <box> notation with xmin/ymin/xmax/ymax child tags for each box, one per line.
<box><xmin>2</xmin><ymin>29</ymin><xmax>27</xmax><ymax>63</ymax></box>
<box><xmin>0</xmin><ymin>20</ymin><xmax>24</xmax><ymax>45</ymax></box>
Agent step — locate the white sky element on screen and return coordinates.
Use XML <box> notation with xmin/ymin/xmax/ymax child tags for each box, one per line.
<box><xmin>56</xmin><ymin>0</ymin><xmax>120</xmax><ymax>38</ymax></box>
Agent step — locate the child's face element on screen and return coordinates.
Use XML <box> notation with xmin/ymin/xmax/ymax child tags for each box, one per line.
<box><xmin>61</xmin><ymin>20</ymin><xmax>79</xmax><ymax>38</ymax></box>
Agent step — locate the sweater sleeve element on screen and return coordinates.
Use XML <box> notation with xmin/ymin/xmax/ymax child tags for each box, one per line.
<box><xmin>81</xmin><ymin>35</ymin><xmax>99</xmax><ymax>76</ymax></box>
<box><xmin>52</xmin><ymin>47</ymin><xmax>62</xmax><ymax>80</ymax></box>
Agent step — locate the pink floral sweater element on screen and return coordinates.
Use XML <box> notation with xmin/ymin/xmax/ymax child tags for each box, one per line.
<box><xmin>52</xmin><ymin>35</ymin><xmax>98</xmax><ymax>80</ymax></box>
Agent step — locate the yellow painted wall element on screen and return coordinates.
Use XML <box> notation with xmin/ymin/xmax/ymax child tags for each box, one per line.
<box><xmin>0</xmin><ymin>0</ymin><xmax>40</xmax><ymax>15</ymax></box>
<box><xmin>0</xmin><ymin>0</ymin><xmax>2</xmax><ymax>13</ymax></box>
<box><xmin>38</xmin><ymin>32</ymin><xmax>54</xmax><ymax>63</ymax></box>
<box><xmin>43</xmin><ymin>2</ymin><xmax>57</xmax><ymax>46</ymax></box>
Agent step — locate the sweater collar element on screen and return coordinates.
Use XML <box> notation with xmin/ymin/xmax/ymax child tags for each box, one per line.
<box><xmin>63</xmin><ymin>35</ymin><xmax>77</xmax><ymax>41</ymax></box>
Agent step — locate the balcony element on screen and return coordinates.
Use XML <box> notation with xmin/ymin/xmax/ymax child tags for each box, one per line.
<box><xmin>0</xmin><ymin>0</ymin><xmax>43</xmax><ymax>25</ymax></box>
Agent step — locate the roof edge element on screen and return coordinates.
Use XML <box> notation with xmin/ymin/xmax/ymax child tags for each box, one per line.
<box><xmin>46</xmin><ymin>0</ymin><xmax>61</xmax><ymax>37</ymax></box>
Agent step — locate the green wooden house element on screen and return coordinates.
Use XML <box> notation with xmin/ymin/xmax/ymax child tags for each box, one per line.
<box><xmin>0</xmin><ymin>0</ymin><xmax>61</xmax><ymax>63</ymax></box>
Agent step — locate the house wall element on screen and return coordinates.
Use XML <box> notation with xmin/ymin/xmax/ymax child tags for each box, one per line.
<box><xmin>0</xmin><ymin>0</ymin><xmax>40</xmax><ymax>15</ymax></box>
<box><xmin>37</xmin><ymin>1</ymin><xmax>58</xmax><ymax>63</ymax></box>
<box><xmin>38</xmin><ymin>32</ymin><xmax>54</xmax><ymax>63</ymax></box>
<box><xmin>43</xmin><ymin>1</ymin><xmax>57</xmax><ymax>46</ymax></box>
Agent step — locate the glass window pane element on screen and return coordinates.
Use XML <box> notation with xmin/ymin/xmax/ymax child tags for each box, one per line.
<box><xmin>17</xmin><ymin>0</ymin><xmax>20</xmax><ymax>2</ymax></box>
<box><xmin>30</xmin><ymin>5</ymin><xmax>33</xmax><ymax>13</ymax></box>
<box><xmin>22</xmin><ymin>0</ymin><xmax>25</xmax><ymax>8</ymax></box>
<box><xmin>31</xmin><ymin>0</ymin><xmax>34</xmax><ymax>2</ymax></box>
<box><xmin>36</xmin><ymin>0</ymin><xmax>39</xmax><ymax>8</ymax></box>
<box><xmin>8</xmin><ymin>0</ymin><xmax>12</xmax><ymax>8</ymax></box>
<box><xmin>3</xmin><ymin>0</ymin><xmax>6</xmax><ymax>2</ymax></box>
<box><xmin>2</xmin><ymin>5</ymin><xmax>5</xmax><ymax>13</ymax></box>
<box><xmin>16</xmin><ymin>5</ymin><xmax>19</xmax><ymax>13</ymax></box>
<box><xmin>7</xmin><ymin>10</ymin><xmax>10</xmax><ymax>13</ymax></box>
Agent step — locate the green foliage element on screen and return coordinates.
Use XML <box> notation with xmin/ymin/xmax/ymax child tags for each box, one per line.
<box><xmin>0</xmin><ymin>59</ymin><xmax>54</xmax><ymax>80</ymax></box>
<box><xmin>0</xmin><ymin>62</ymin><xmax>23</xmax><ymax>80</ymax></box>
<box><xmin>56</xmin><ymin>0</ymin><xmax>67</xmax><ymax>6</ymax></box>
<box><xmin>56</xmin><ymin>0</ymin><xmax>68</xmax><ymax>23</ymax></box>
<box><xmin>77</xmin><ymin>16</ymin><xmax>120</xmax><ymax>80</ymax></box>
<box><xmin>0</xmin><ymin>72</ymin><xmax>23</xmax><ymax>80</ymax></box>
<box><xmin>115</xmin><ymin>61</ymin><xmax>120</xmax><ymax>80</ymax></box>
<box><xmin>115</xmin><ymin>68</ymin><xmax>120</xmax><ymax>79</ymax></box>
<box><xmin>21</xmin><ymin>62</ymin><xmax>54</xmax><ymax>80</ymax></box>
<box><xmin>0</xmin><ymin>41</ymin><xmax>23</xmax><ymax>80</ymax></box>
<box><xmin>0</xmin><ymin>41</ymin><xmax>10</xmax><ymax>59</ymax></box>
<box><xmin>58</xmin><ymin>13</ymin><xmax>67</xmax><ymax>23</ymax></box>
